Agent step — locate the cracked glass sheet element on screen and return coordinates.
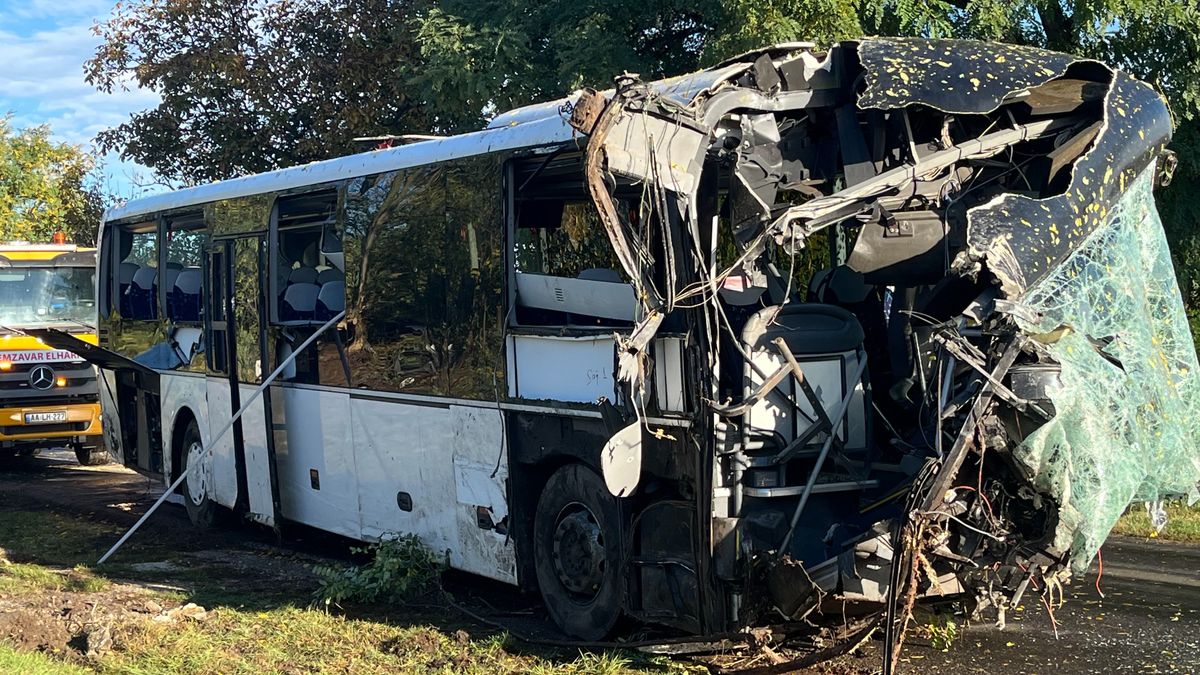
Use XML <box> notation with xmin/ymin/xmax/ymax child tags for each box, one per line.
<box><xmin>1011</xmin><ymin>166</ymin><xmax>1200</xmax><ymax>572</ymax></box>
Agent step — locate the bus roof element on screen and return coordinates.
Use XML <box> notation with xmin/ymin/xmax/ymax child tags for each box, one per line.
<box><xmin>104</xmin><ymin>113</ymin><xmax>579</xmax><ymax>224</ymax></box>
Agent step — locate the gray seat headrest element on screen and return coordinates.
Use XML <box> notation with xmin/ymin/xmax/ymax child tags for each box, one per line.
<box><xmin>131</xmin><ymin>266</ymin><xmax>157</xmax><ymax>290</ymax></box>
<box><xmin>174</xmin><ymin>269</ymin><xmax>202</xmax><ymax>294</ymax></box>
<box><xmin>288</xmin><ymin>267</ymin><xmax>319</xmax><ymax>285</ymax></box>
<box><xmin>283</xmin><ymin>283</ymin><xmax>319</xmax><ymax>312</ymax></box>
<box><xmin>317</xmin><ymin>268</ymin><xmax>344</xmax><ymax>285</ymax></box>
<box><xmin>318</xmin><ymin>281</ymin><xmax>345</xmax><ymax>312</ymax></box>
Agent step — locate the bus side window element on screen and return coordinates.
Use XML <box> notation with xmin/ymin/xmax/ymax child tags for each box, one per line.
<box><xmin>164</xmin><ymin>214</ymin><xmax>205</xmax><ymax>324</ymax></box>
<box><xmin>342</xmin><ymin>158</ymin><xmax>504</xmax><ymax>399</ymax></box>
<box><xmin>273</xmin><ymin>190</ymin><xmax>348</xmax><ymax>387</ymax></box>
<box><xmin>115</xmin><ymin>222</ymin><xmax>158</xmax><ymax>320</ymax></box>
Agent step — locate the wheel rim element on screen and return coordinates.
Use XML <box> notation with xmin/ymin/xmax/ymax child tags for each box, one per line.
<box><xmin>185</xmin><ymin>440</ymin><xmax>208</xmax><ymax>506</ymax></box>
<box><xmin>550</xmin><ymin>502</ymin><xmax>606</xmax><ymax>599</ymax></box>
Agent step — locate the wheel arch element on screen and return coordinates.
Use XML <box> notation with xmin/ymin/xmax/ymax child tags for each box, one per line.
<box><xmin>169</xmin><ymin>406</ymin><xmax>199</xmax><ymax>488</ymax></box>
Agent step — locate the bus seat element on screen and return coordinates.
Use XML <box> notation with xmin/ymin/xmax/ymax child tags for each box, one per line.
<box><xmin>171</xmin><ymin>269</ymin><xmax>203</xmax><ymax>322</ymax></box>
<box><xmin>317</xmin><ymin>268</ymin><xmax>344</xmax><ymax>285</ymax></box>
<box><xmin>163</xmin><ymin>267</ymin><xmax>181</xmax><ymax>294</ymax></box>
<box><xmin>316</xmin><ymin>280</ymin><xmax>345</xmax><ymax>320</ymax></box>
<box><xmin>281</xmin><ymin>282</ymin><xmax>319</xmax><ymax>322</ymax></box>
<box><xmin>129</xmin><ymin>266</ymin><xmax>158</xmax><ymax>320</ymax></box>
<box><xmin>119</xmin><ymin>262</ymin><xmax>140</xmax><ymax>316</ymax></box>
<box><xmin>288</xmin><ymin>267</ymin><xmax>319</xmax><ymax>285</ymax></box>
<box><xmin>119</xmin><ymin>262</ymin><xmax>139</xmax><ymax>285</ymax></box>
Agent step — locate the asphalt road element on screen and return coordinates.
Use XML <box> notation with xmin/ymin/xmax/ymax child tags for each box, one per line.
<box><xmin>2</xmin><ymin>450</ymin><xmax>1198</xmax><ymax>674</ymax></box>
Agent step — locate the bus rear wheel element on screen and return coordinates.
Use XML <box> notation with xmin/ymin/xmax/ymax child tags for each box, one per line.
<box><xmin>74</xmin><ymin>443</ymin><xmax>108</xmax><ymax>466</ymax></box>
<box><xmin>178</xmin><ymin>420</ymin><xmax>221</xmax><ymax>529</ymax></box>
<box><xmin>533</xmin><ymin>463</ymin><xmax>625</xmax><ymax>640</ymax></box>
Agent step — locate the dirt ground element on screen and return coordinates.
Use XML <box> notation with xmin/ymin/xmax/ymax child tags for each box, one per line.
<box><xmin>1</xmin><ymin>450</ymin><xmax>1197</xmax><ymax>674</ymax></box>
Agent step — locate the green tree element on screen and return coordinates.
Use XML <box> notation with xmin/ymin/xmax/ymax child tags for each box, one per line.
<box><xmin>0</xmin><ymin>117</ymin><xmax>108</xmax><ymax>245</ymax></box>
<box><xmin>86</xmin><ymin>0</ymin><xmax>433</xmax><ymax>185</ymax></box>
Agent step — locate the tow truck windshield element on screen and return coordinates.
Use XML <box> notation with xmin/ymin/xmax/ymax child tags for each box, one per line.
<box><xmin>0</xmin><ymin>266</ymin><xmax>96</xmax><ymax>329</ymax></box>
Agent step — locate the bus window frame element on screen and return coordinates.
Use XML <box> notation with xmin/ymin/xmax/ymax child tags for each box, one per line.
<box><xmin>162</xmin><ymin>211</ymin><xmax>207</xmax><ymax>326</ymax></box>
<box><xmin>268</xmin><ymin>184</ymin><xmax>343</xmax><ymax>326</ymax></box>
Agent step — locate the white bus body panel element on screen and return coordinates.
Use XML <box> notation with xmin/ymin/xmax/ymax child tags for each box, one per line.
<box><xmin>447</xmin><ymin>405</ymin><xmax>514</xmax><ymax>583</ymax></box>
<box><xmin>352</xmin><ymin>397</ymin><xmax>458</xmax><ymax>552</ymax></box>
<box><xmin>506</xmin><ymin>334</ymin><xmax>616</xmax><ymax>404</ymax></box>
<box><xmin>272</xmin><ymin>385</ymin><xmax>361</xmax><ymax>539</ymax></box>
<box><xmin>203</xmin><ymin>377</ymin><xmax>240</xmax><ymax>509</ymax></box>
<box><xmin>350</xmin><ymin>396</ymin><xmax>516</xmax><ymax>584</ymax></box>
<box><xmin>159</xmin><ymin>372</ymin><xmax>209</xmax><ymax>482</ymax></box>
<box><xmin>238</xmin><ymin>383</ymin><xmax>276</xmax><ymax>526</ymax></box>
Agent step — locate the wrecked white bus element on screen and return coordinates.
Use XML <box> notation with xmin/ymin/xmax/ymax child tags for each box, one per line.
<box><xmin>36</xmin><ymin>38</ymin><xmax>1200</xmax><ymax>650</ymax></box>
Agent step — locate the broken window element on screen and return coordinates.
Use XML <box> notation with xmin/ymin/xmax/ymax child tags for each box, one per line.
<box><xmin>164</xmin><ymin>213</ymin><xmax>204</xmax><ymax>324</ymax></box>
<box><xmin>270</xmin><ymin>190</ymin><xmax>350</xmax><ymax>387</ymax></box>
<box><xmin>1010</xmin><ymin>166</ymin><xmax>1200</xmax><ymax>569</ymax></box>
<box><xmin>114</xmin><ymin>222</ymin><xmax>158</xmax><ymax>321</ymax></box>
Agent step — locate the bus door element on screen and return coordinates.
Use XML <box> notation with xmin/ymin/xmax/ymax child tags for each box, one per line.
<box><xmin>206</xmin><ymin>236</ymin><xmax>280</xmax><ymax>527</ymax></box>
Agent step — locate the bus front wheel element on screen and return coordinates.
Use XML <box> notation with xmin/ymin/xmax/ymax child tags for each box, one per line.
<box><xmin>533</xmin><ymin>463</ymin><xmax>626</xmax><ymax>640</ymax></box>
<box><xmin>179</xmin><ymin>420</ymin><xmax>220</xmax><ymax>529</ymax></box>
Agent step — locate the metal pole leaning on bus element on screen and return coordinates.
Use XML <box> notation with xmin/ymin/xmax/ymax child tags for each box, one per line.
<box><xmin>96</xmin><ymin>310</ymin><xmax>347</xmax><ymax>565</ymax></box>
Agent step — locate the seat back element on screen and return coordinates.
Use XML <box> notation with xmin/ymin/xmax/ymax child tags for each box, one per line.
<box><xmin>316</xmin><ymin>281</ymin><xmax>345</xmax><ymax>320</ymax></box>
<box><xmin>281</xmin><ymin>283</ymin><xmax>319</xmax><ymax>321</ymax></box>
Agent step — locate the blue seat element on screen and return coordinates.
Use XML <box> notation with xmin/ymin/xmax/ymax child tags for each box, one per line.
<box><xmin>170</xmin><ymin>268</ymin><xmax>203</xmax><ymax>322</ymax></box>
<box><xmin>127</xmin><ymin>266</ymin><xmax>158</xmax><ymax>320</ymax></box>
<box><xmin>316</xmin><ymin>281</ymin><xmax>345</xmax><ymax>321</ymax></box>
<box><xmin>280</xmin><ymin>283</ymin><xmax>319</xmax><ymax>323</ymax></box>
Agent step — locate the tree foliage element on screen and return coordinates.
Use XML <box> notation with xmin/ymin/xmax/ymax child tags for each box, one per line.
<box><xmin>0</xmin><ymin>117</ymin><xmax>107</xmax><ymax>245</ymax></box>
<box><xmin>87</xmin><ymin>0</ymin><xmax>432</xmax><ymax>185</ymax></box>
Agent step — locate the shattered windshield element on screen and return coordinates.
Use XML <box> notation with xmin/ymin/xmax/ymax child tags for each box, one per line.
<box><xmin>0</xmin><ymin>266</ymin><xmax>96</xmax><ymax>329</ymax></box>
<box><xmin>1013</xmin><ymin>166</ymin><xmax>1200</xmax><ymax>570</ymax></box>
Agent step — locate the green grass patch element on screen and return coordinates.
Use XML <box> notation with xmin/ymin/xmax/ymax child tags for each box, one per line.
<box><xmin>0</xmin><ymin>561</ymin><xmax>111</xmax><ymax>595</ymax></box>
<box><xmin>1111</xmin><ymin>500</ymin><xmax>1200</xmax><ymax>542</ymax></box>
<box><xmin>0</xmin><ymin>509</ymin><xmax>124</xmax><ymax>566</ymax></box>
<box><xmin>0</xmin><ymin>643</ymin><xmax>89</xmax><ymax>674</ymax></box>
<box><xmin>99</xmin><ymin>605</ymin><xmax>674</xmax><ymax>675</ymax></box>
<box><xmin>0</xmin><ymin>507</ymin><xmax>693</xmax><ymax>674</ymax></box>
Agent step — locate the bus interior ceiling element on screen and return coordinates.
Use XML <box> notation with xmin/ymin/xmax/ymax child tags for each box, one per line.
<box><xmin>555</xmin><ymin>38</ymin><xmax>1190</xmax><ymax>631</ymax></box>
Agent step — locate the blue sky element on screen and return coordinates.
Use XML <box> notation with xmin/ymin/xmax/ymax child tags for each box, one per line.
<box><xmin>0</xmin><ymin>0</ymin><xmax>159</xmax><ymax>200</ymax></box>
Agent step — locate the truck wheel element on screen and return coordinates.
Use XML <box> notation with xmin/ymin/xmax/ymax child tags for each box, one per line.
<box><xmin>533</xmin><ymin>463</ymin><xmax>626</xmax><ymax>640</ymax></box>
<box><xmin>74</xmin><ymin>444</ymin><xmax>109</xmax><ymax>466</ymax></box>
<box><xmin>179</xmin><ymin>420</ymin><xmax>221</xmax><ymax>529</ymax></box>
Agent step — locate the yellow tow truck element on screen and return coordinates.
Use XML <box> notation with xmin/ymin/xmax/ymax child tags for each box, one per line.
<box><xmin>0</xmin><ymin>239</ymin><xmax>105</xmax><ymax>465</ymax></box>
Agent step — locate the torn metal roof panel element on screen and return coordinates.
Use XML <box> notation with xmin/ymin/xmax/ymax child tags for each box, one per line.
<box><xmin>967</xmin><ymin>71</ymin><xmax>1172</xmax><ymax>296</ymax></box>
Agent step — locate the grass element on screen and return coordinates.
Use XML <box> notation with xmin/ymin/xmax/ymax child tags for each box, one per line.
<box><xmin>0</xmin><ymin>505</ymin><xmax>695</xmax><ymax>675</ymax></box>
<box><xmin>0</xmin><ymin>644</ymin><xmax>89</xmax><ymax>675</ymax></box>
<box><xmin>1111</xmin><ymin>500</ymin><xmax>1200</xmax><ymax>542</ymax></box>
<box><xmin>0</xmin><ymin>561</ymin><xmax>111</xmax><ymax>595</ymax></box>
<box><xmin>0</xmin><ymin>510</ymin><xmax>126</xmax><ymax>566</ymax></box>
<box><xmin>100</xmin><ymin>607</ymin><xmax>664</xmax><ymax>675</ymax></box>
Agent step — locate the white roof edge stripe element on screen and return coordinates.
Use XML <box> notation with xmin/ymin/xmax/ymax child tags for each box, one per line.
<box><xmin>105</xmin><ymin>115</ymin><xmax>578</xmax><ymax>223</ymax></box>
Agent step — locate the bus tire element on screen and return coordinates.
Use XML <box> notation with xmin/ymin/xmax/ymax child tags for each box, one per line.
<box><xmin>74</xmin><ymin>444</ymin><xmax>109</xmax><ymax>466</ymax></box>
<box><xmin>533</xmin><ymin>463</ymin><xmax>625</xmax><ymax>640</ymax></box>
<box><xmin>178</xmin><ymin>419</ymin><xmax>220</xmax><ymax>529</ymax></box>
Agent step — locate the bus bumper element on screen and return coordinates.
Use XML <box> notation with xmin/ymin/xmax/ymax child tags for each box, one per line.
<box><xmin>0</xmin><ymin>402</ymin><xmax>102</xmax><ymax>447</ymax></box>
